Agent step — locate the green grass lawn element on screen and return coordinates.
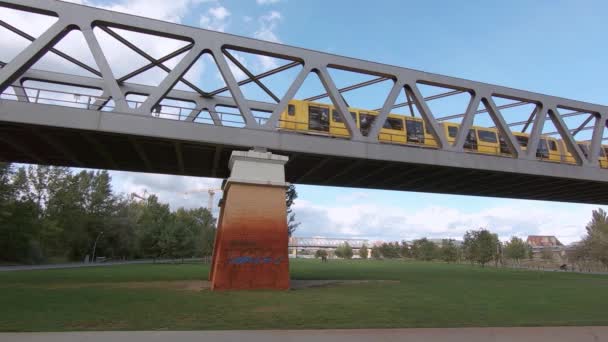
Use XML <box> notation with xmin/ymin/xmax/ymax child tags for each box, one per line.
<box><xmin>1</xmin><ymin>259</ymin><xmax>608</xmax><ymax>331</ymax></box>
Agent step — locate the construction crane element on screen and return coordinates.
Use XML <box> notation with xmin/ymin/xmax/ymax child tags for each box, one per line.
<box><xmin>130</xmin><ymin>189</ymin><xmax>149</xmax><ymax>201</ymax></box>
<box><xmin>182</xmin><ymin>188</ymin><xmax>222</xmax><ymax>211</ymax></box>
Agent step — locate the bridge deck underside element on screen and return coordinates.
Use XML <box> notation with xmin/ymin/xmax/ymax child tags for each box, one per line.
<box><xmin>1</xmin><ymin>121</ymin><xmax>605</xmax><ymax>204</ymax></box>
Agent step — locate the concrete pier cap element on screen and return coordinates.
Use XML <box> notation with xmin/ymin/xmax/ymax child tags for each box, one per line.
<box><xmin>226</xmin><ymin>149</ymin><xmax>290</xmax><ymax>188</ymax></box>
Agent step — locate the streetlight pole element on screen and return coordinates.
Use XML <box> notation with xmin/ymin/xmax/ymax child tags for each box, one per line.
<box><xmin>91</xmin><ymin>231</ymin><xmax>104</xmax><ymax>263</ymax></box>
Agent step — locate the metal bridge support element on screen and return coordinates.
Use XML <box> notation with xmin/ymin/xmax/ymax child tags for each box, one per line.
<box><xmin>209</xmin><ymin>150</ymin><xmax>290</xmax><ymax>290</ymax></box>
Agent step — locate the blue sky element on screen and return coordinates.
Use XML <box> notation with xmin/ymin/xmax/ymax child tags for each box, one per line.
<box><xmin>3</xmin><ymin>0</ymin><xmax>608</xmax><ymax>244</ymax></box>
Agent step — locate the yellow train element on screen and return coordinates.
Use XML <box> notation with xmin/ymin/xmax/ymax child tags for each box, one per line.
<box><xmin>279</xmin><ymin>99</ymin><xmax>608</xmax><ymax>167</ymax></box>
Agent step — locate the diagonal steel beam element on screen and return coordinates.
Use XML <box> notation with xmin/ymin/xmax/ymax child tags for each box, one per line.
<box><xmin>213</xmin><ymin>48</ymin><xmax>258</xmax><ymax>128</ymax></box>
<box><xmin>136</xmin><ymin>46</ymin><xmax>200</xmax><ymax>114</ymax></box>
<box><xmin>521</xmin><ymin>106</ymin><xmax>538</xmax><ymax>133</ymax></box>
<box><xmin>97</xmin><ymin>26</ymin><xmax>210</xmax><ymax>97</ymax></box>
<box><xmin>208</xmin><ymin>61</ymin><xmax>300</xmax><ymax>96</ymax></box>
<box><xmin>572</xmin><ymin>114</ymin><xmax>595</xmax><ymax>136</ymax></box>
<box><xmin>116</xmin><ymin>44</ymin><xmax>193</xmax><ymax>82</ymax></box>
<box><xmin>222</xmin><ymin>49</ymin><xmax>280</xmax><ymax>103</ymax></box>
<box><xmin>81</xmin><ymin>27</ymin><xmax>129</xmax><ymax>112</ymax></box>
<box><xmin>0</xmin><ymin>19</ymin><xmax>101</xmax><ymax>77</ymax></box>
<box><xmin>304</xmin><ymin>76</ymin><xmax>387</xmax><ymax>102</ymax></box>
<box><xmin>0</xmin><ymin>20</ymin><xmax>70</xmax><ymax>94</ymax></box>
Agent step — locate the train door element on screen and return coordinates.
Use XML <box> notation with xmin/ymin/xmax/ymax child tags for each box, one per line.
<box><xmin>546</xmin><ymin>138</ymin><xmax>560</xmax><ymax>162</ymax></box>
<box><xmin>405</xmin><ymin>118</ymin><xmax>425</xmax><ymax>144</ymax></box>
<box><xmin>443</xmin><ymin>123</ymin><xmax>459</xmax><ymax>145</ymax></box>
<box><xmin>557</xmin><ymin>140</ymin><xmax>576</xmax><ymax>164</ymax></box>
<box><xmin>476</xmin><ymin>129</ymin><xmax>499</xmax><ymax>155</ymax></box>
<box><xmin>379</xmin><ymin>116</ymin><xmax>406</xmax><ymax>143</ymax></box>
<box><xmin>358</xmin><ymin>111</ymin><xmax>377</xmax><ymax>137</ymax></box>
<box><xmin>463</xmin><ymin>129</ymin><xmax>478</xmax><ymax>151</ymax></box>
<box><xmin>307</xmin><ymin>104</ymin><xmax>330</xmax><ymax>134</ymax></box>
<box><xmin>423</xmin><ymin>120</ymin><xmax>439</xmax><ymax>147</ymax></box>
<box><xmin>329</xmin><ymin>109</ymin><xmax>358</xmax><ymax>138</ymax></box>
<box><xmin>514</xmin><ymin>134</ymin><xmax>529</xmax><ymax>153</ymax></box>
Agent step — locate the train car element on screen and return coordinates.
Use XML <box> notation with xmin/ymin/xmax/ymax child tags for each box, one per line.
<box><xmin>441</xmin><ymin>122</ymin><xmax>502</xmax><ymax>156</ymax></box>
<box><xmin>278</xmin><ymin>99</ymin><xmax>438</xmax><ymax>147</ymax></box>
<box><xmin>278</xmin><ymin>99</ymin><xmax>608</xmax><ymax>167</ymax></box>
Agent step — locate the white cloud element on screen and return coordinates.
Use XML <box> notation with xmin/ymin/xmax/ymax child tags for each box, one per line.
<box><xmin>243</xmin><ymin>16</ymin><xmax>253</xmax><ymax>23</ymax></box>
<box><xmin>256</xmin><ymin>0</ymin><xmax>281</xmax><ymax>4</ymax></box>
<box><xmin>200</xmin><ymin>6</ymin><xmax>231</xmax><ymax>32</ymax></box>
<box><xmin>292</xmin><ymin>197</ymin><xmax>594</xmax><ymax>245</ymax></box>
<box><xmin>90</xmin><ymin>0</ymin><xmax>204</xmax><ymax>24</ymax></box>
<box><xmin>254</xmin><ymin>11</ymin><xmax>282</xmax><ymax>43</ymax></box>
<box><xmin>109</xmin><ymin>170</ymin><xmax>223</xmax><ymax>213</ymax></box>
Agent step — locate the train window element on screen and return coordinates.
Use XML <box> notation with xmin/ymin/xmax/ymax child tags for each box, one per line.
<box><xmin>516</xmin><ymin>135</ymin><xmax>529</xmax><ymax>147</ymax></box>
<box><xmin>405</xmin><ymin>119</ymin><xmax>425</xmax><ymax>143</ymax></box>
<box><xmin>578</xmin><ymin>143</ymin><xmax>590</xmax><ymax>158</ymax></box>
<box><xmin>464</xmin><ymin>129</ymin><xmax>477</xmax><ymax>150</ymax></box>
<box><xmin>331</xmin><ymin>110</ymin><xmax>357</xmax><ymax>123</ymax></box>
<box><xmin>287</xmin><ymin>104</ymin><xmax>296</xmax><ymax>116</ymax></box>
<box><xmin>383</xmin><ymin>118</ymin><xmax>404</xmax><ymax>131</ymax></box>
<box><xmin>537</xmin><ymin>139</ymin><xmax>549</xmax><ymax>159</ymax></box>
<box><xmin>478</xmin><ymin>130</ymin><xmax>497</xmax><ymax>143</ymax></box>
<box><xmin>308</xmin><ymin>105</ymin><xmax>329</xmax><ymax>132</ymax></box>
<box><xmin>448</xmin><ymin>126</ymin><xmax>458</xmax><ymax>138</ymax></box>
<box><xmin>603</xmin><ymin>147</ymin><xmax>608</xmax><ymax>157</ymax></box>
<box><xmin>359</xmin><ymin>112</ymin><xmax>376</xmax><ymax>136</ymax></box>
<box><xmin>601</xmin><ymin>147</ymin><xmax>607</xmax><ymax>157</ymax></box>
<box><xmin>549</xmin><ymin>140</ymin><xmax>558</xmax><ymax>151</ymax></box>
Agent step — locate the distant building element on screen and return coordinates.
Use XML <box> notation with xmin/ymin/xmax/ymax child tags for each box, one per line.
<box><xmin>526</xmin><ymin>235</ymin><xmax>566</xmax><ymax>260</ymax></box>
<box><xmin>288</xmin><ymin>237</ymin><xmax>370</xmax><ymax>259</ymax></box>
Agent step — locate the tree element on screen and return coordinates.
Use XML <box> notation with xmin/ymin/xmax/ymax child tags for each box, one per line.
<box><xmin>504</xmin><ymin>237</ymin><xmax>527</xmax><ymax>264</ymax></box>
<box><xmin>462</xmin><ymin>229</ymin><xmax>499</xmax><ymax>267</ymax></box>
<box><xmin>315</xmin><ymin>249</ymin><xmax>328</xmax><ymax>259</ymax></box>
<box><xmin>440</xmin><ymin>239</ymin><xmax>458</xmax><ymax>263</ymax></box>
<box><xmin>577</xmin><ymin>208</ymin><xmax>608</xmax><ymax>267</ymax></box>
<box><xmin>411</xmin><ymin>238</ymin><xmax>438</xmax><ymax>261</ymax></box>
<box><xmin>399</xmin><ymin>241</ymin><xmax>411</xmax><ymax>258</ymax></box>
<box><xmin>285</xmin><ymin>184</ymin><xmax>300</xmax><ymax>237</ymax></box>
<box><xmin>371</xmin><ymin>246</ymin><xmax>381</xmax><ymax>259</ymax></box>
<box><xmin>335</xmin><ymin>242</ymin><xmax>353</xmax><ymax>259</ymax></box>
<box><xmin>359</xmin><ymin>244</ymin><xmax>369</xmax><ymax>259</ymax></box>
<box><xmin>476</xmin><ymin>230</ymin><xmax>498</xmax><ymax>267</ymax></box>
<box><xmin>379</xmin><ymin>242</ymin><xmax>400</xmax><ymax>258</ymax></box>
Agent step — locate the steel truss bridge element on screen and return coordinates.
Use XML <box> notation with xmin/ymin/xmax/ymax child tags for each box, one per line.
<box><xmin>289</xmin><ymin>237</ymin><xmax>369</xmax><ymax>249</ymax></box>
<box><xmin>1</xmin><ymin>0</ymin><xmax>608</xmax><ymax>203</ymax></box>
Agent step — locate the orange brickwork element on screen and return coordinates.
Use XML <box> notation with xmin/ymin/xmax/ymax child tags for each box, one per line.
<box><xmin>209</xmin><ymin>182</ymin><xmax>289</xmax><ymax>290</ymax></box>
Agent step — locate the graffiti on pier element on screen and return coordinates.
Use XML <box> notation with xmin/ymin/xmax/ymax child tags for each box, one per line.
<box><xmin>228</xmin><ymin>256</ymin><xmax>284</xmax><ymax>265</ymax></box>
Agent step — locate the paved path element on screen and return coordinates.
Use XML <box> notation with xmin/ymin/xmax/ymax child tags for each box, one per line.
<box><xmin>0</xmin><ymin>258</ymin><xmax>204</xmax><ymax>272</ymax></box>
<box><xmin>2</xmin><ymin>327</ymin><xmax>608</xmax><ymax>342</ymax></box>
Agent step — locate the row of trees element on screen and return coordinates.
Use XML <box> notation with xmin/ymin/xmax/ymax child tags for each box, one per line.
<box><xmin>0</xmin><ymin>163</ymin><xmax>216</xmax><ymax>264</ymax></box>
<box><xmin>324</xmin><ymin>229</ymin><xmax>534</xmax><ymax>267</ymax></box>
